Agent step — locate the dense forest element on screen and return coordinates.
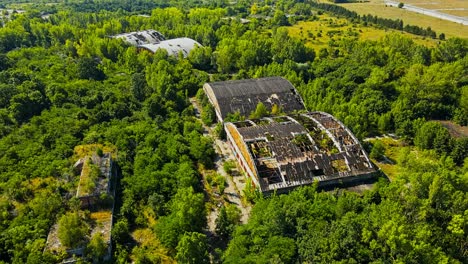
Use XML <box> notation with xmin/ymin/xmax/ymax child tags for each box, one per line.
<box><xmin>0</xmin><ymin>0</ymin><xmax>467</xmax><ymax>263</ymax></box>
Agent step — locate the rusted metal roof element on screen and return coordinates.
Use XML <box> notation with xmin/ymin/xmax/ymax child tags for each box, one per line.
<box><xmin>226</xmin><ymin>112</ymin><xmax>376</xmax><ymax>192</ymax></box>
<box><xmin>204</xmin><ymin>77</ymin><xmax>306</xmax><ymax>121</ymax></box>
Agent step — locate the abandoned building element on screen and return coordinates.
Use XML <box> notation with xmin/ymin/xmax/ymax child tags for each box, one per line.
<box><xmin>113</xmin><ymin>29</ymin><xmax>166</xmax><ymax>45</ymax></box>
<box><xmin>203</xmin><ymin>77</ymin><xmax>306</xmax><ymax>122</ymax></box>
<box><xmin>139</xmin><ymin>37</ymin><xmax>202</xmax><ymax>57</ymax></box>
<box><xmin>75</xmin><ymin>153</ymin><xmax>113</xmax><ymax>208</ymax></box>
<box><xmin>202</xmin><ymin>77</ymin><xmax>376</xmax><ymax>192</ymax></box>
<box><xmin>113</xmin><ymin>29</ymin><xmax>201</xmax><ymax>57</ymax></box>
<box><xmin>224</xmin><ymin>112</ymin><xmax>377</xmax><ymax>193</ymax></box>
<box><xmin>45</xmin><ymin>151</ymin><xmax>114</xmax><ymax>262</ymax></box>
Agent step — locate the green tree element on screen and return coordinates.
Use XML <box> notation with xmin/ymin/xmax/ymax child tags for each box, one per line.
<box><xmin>272</xmin><ymin>10</ymin><xmax>289</xmax><ymax>26</ymax></box>
<box><xmin>87</xmin><ymin>232</ymin><xmax>107</xmax><ymax>262</ymax></box>
<box><xmin>216</xmin><ymin>205</ymin><xmax>231</xmax><ymax>239</ymax></box>
<box><xmin>215</xmin><ymin>41</ymin><xmax>237</xmax><ymax>73</ymax></box>
<box><xmin>414</xmin><ymin>121</ymin><xmax>453</xmax><ymax>154</ymax></box>
<box><xmin>131</xmin><ymin>72</ymin><xmax>148</xmax><ymax>102</ymax></box>
<box><xmin>414</xmin><ymin>121</ymin><xmax>441</xmax><ymax>150</ymax></box>
<box><xmin>250</xmin><ymin>102</ymin><xmax>269</xmax><ymax>119</ymax></box>
<box><xmin>432</xmin><ymin>38</ymin><xmax>467</xmax><ymax>63</ymax></box>
<box><xmin>0</xmin><ymin>53</ymin><xmax>10</xmax><ymax>71</ymax></box>
<box><xmin>155</xmin><ymin>187</ymin><xmax>206</xmax><ymax>249</ymax></box>
<box><xmin>454</xmin><ymin>86</ymin><xmax>468</xmax><ymax>125</ymax></box>
<box><xmin>451</xmin><ymin>138</ymin><xmax>468</xmax><ymax>166</ymax></box>
<box><xmin>57</xmin><ymin>212</ymin><xmax>88</xmax><ymax>248</ymax></box>
<box><xmin>370</xmin><ymin>140</ymin><xmax>386</xmax><ymax>161</ymax></box>
<box><xmin>77</xmin><ymin>57</ymin><xmax>105</xmax><ymax>80</ymax></box>
<box><xmin>216</xmin><ymin>204</ymin><xmax>241</xmax><ymax>239</ymax></box>
<box><xmin>112</xmin><ymin>219</ymin><xmax>130</xmax><ymax>244</ymax></box>
<box><xmin>188</xmin><ymin>46</ymin><xmax>213</xmax><ymax>71</ymax></box>
<box><xmin>201</xmin><ymin>104</ymin><xmax>215</xmax><ymax>125</ymax></box>
<box><xmin>175</xmin><ymin>232</ymin><xmax>209</xmax><ymax>264</ymax></box>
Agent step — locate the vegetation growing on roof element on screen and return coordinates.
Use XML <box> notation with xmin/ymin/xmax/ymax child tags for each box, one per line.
<box><xmin>77</xmin><ymin>158</ymin><xmax>101</xmax><ymax>197</ymax></box>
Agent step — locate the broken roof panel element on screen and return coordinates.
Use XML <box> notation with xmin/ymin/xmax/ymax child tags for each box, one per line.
<box><xmin>237</xmin><ymin>121</ymin><xmax>306</xmax><ymax>140</ymax></box>
<box><xmin>113</xmin><ymin>30</ymin><xmax>202</xmax><ymax>57</ymax></box>
<box><xmin>139</xmin><ymin>37</ymin><xmax>202</xmax><ymax>57</ymax></box>
<box><xmin>225</xmin><ymin>112</ymin><xmax>376</xmax><ymax>193</ymax></box>
<box><xmin>113</xmin><ymin>29</ymin><xmax>166</xmax><ymax>46</ymax></box>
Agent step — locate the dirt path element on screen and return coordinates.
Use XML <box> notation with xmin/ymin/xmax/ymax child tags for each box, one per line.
<box><xmin>189</xmin><ymin>98</ymin><xmax>251</xmax><ymax>230</ymax></box>
<box><xmin>212</xmin><ymin>138</ymin><xmax>251</xmax><ymax>224</ymax></box>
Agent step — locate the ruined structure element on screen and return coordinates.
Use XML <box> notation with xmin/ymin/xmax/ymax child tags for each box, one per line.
<box><xmin>225</xmin><ymin>112</ymin><xmax>377</xmax><ymax>193</ymax></box>
<box><xmin>139</xmin><ymin>37</ymin><xmax>202</xmax><ymax>57</ymax></box>
<box><xmin>202</xmin><ymin>76</ymin><xmax>377</xmax><ymax>192</ymax></box>
<box><xmin>113</xmin><ymin>29</ymin><xmax>201</xmax><ymax>57</ymax></box>
<box><xmin>113</xmin><ymin>29</ymin><xmax>166</xmax><ymax>45</ymax></box>
<box><xmin>76</xmin><ymin>153</ymin><xmax>113</xmax><ymax>208</ymax></box>
<box><xmin>45</xmin><ymin>151</ymin><xmax>115</xmax><ymax>262</ymax></box>
<box><xmin>203</xmin><ymin>77</ymin><xmax>306</xmax><ymax>122</ymax></box>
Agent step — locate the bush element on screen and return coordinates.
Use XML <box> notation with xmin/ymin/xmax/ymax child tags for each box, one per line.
<box><xmin>201</xmin><ymin>104</ymin><xmax>215</xmax><ymax>125</ymax></box>
<box><xmin>87</xmin><ymin>233</ymin><xmax>107</xmax><ymax>261</ymax></box>
<box><xmin>215</xmin><ymin>174</ymin><xmax>226</xmax><ymax>194</ymax></box>
<box><xmin>57</xmin><ymin>212</ymin><xmax>88</xmax><ymax>248</ymax></box>
<box><xmin>243</xmin><ymin>177</ymin><xmax>263</xmax><ymax>203</ymax></box>
<box><xmin>223</xmin><ymin>160</ymin><xmax>236</xmax><ymax>175</ymax></box>
<box><xmin>175</xmin><ymin>232</ymin><xmax>209</xmax><ymax>264</ymax></box>
<box><xmin>96</xmin><ymin>147</ymin><xmax>103</xmax><ymax>157</ymax></box>
<box><xmin>370</xmin><ymin>141</ymin><xmax>386</xmax><ymax>161</ymax></box>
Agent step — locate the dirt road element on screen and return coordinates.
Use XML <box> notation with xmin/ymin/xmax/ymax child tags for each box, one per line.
<box><xmin>189</xmin><ymin>98</ymin><xmax>251</xmax><ymax>231</ymax></box>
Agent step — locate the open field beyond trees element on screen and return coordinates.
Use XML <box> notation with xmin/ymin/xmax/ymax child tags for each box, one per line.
<box><xmin>401</xmin><ymin>0</ymin><xmax>468</xmax><ymax>17</ymax></box>
<box><xmin>285</xmin><ymin>14</ymin><xmax>438</xmax><ymax>51</ymax></box>
<box><xmin>334</xmin><ymin>0</ymin><xmax>468</xmax><ymax>38</ymax></box>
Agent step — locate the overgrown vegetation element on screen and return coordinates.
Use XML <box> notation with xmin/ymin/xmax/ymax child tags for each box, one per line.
<box><xmin>0</xmin><ymin>0</ymin><xmax>466</xmax><ymax>263</ymax></box>
<box><xmin>224</xmin><ymin>153</ymin><xmax>468</xmax><ymax>263</ymax></box>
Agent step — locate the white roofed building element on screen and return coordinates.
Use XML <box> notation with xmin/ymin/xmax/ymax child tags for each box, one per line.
<box><xmin>139</xmin><ymin>38</ymin><xmax>202</xmax><ymax>57</ymax></box>
<box><xmin>113</xmin><ymin>30</ymin><xmax>202</xmax><ymax>57</ymax></box>
<box><xmin>113</xmin><ymin>29</ymin><xmax>165</xmax><ymax>46</ymax></box>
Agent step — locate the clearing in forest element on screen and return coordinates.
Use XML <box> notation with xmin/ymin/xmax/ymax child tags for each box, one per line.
<box><xmin>366</xmin><ymin>136</ymin><xmax>448</xmax><ymax>181</ymax></box>
<box><xmin>367</xmin><ymin>137</ymin><xmax>403</xmax><ymax>180</ymax></box>
<box><xmin>285</xmin><ymin>14</ymin><xmax>437</xmax><ymax>52</ymax></box>
<box><xmin>334</xmin><ymin>0</ymin><xmax>468</xmax><ymax>38</ymax></box>
<box><xmin>436</xmin><ymin>120</ymin><xmax>468</xmax><ymax>138</ymax></box>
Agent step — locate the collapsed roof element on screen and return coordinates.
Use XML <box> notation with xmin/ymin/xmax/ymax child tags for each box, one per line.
<box><xmin>203</xmin><ymin>77</ymin><xmax>306</xmax><ymax>122</ymax></box>
<box><xmin>139</xmin><ymin>38</ymin><xmax>202</xmax><ymax>57</ymax></box>
<box><xmin>113</xmin><ymin>29</ymin><xmax>165</xmax><ymax>45</ymax></box>
<box><xmin>225</xmin><ymin>112</ymin><xmax>376</xmax><ymax>193</ymax></box>
<box><xmin>113</xmin><ymin>30</ymin><xmax>201</xmax><ymax>57</ymax></box>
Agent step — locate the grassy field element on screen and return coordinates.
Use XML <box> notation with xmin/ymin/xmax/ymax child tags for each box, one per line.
<box><xmin>401</xmin><ymin>0</ymin><xmax>468</xmax><ymax>16</ymax></box>
<box><xmin>367</xmin><ymin>137</ymin><xmax>444</xmax><ymax>181</ymax></box>
<box><xmin>285</xmin><ymin>14</ymin><xmax>438</xmax><ymax>52</ymax></box>
<box><xmin>368</xmin><ymin>137</ymin><xmax>404</xmax><ymax>180</ymax></box>
<box><xmin>334</xmin><ymin>0</ymin><xmax>468</xmax><ymax>39</ymax></box>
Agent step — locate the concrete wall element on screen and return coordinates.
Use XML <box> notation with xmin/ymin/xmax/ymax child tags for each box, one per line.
<box><xmin>265</xmin><ymin>171</ymin><xmax>380</xmax><ymax>195</ymax></box>
<box><xmin>225</xmin><ymin>123</ymin><xmax>261</xmax><ymax>188</ymax></box>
